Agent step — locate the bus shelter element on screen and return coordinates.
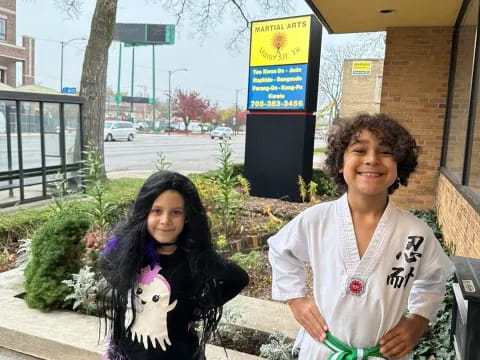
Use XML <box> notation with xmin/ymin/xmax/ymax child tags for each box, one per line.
<box><xmin>0</xmin><ymin>88</ymin><xmax>84</xmax><ymax>208</ymax></box>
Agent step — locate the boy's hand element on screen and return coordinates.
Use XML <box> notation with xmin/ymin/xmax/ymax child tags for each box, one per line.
<box><xmin>287</xmin><ymin>297</ymin><xmax>328</xmax><ymax>342</ymax></box>
<box><xmin>379</xmin><ymin>314</ymin><xmax>429</xmax><ymax>359</ymax></box>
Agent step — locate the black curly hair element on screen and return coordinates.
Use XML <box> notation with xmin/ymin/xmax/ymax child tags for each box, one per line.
<box><xmin>324</xmin><ymin>113</ymin><xmax>421</xmax><ymax>195</ymax></box>
<box><xmin>100</xmin><ymin>170</ymin><xmax>225</xmax><ymax>359</ymax></box>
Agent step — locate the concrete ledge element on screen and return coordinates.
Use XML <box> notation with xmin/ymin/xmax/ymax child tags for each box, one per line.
<box><xmin>227</xmin><ymin>295</ymin><xmax>298</xmax><ymax>339</ymax></box>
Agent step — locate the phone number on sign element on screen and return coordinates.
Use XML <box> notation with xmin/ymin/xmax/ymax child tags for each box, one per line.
<box><xmin>250</xmin><ymin>100</ymin><xmax>304</xmax><ymax>108</ymax></box>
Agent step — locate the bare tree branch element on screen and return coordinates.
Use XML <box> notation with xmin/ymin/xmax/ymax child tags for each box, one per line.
<box><xmin>55</xmin><ymin>0</ymin><xmax>84</xmax><ymax>18</ymax></box>
<box><xmin>158</xmin><ymin>0</ymin><xmax>293</xmax><ymax>52</ymax></box>
<box><xmin>229</xmin><ymin>0</ymin><xmax>250</xmax><ymax>28</ymax></box>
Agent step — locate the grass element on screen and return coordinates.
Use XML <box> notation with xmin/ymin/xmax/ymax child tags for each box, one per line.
<box><xmin>314</xmin><ymin>147</ymin><xmax>326</xmax><ymax>154</ymax></box>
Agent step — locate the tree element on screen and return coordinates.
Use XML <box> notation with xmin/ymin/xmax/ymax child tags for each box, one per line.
<box><xmin>172</xmin><ymin>89</ymin><xmax>209</xmax><ymax>130</ymax></box>
<box><xmin>79</xmin><ymin>0</ymin><xmax>118</xmax><ymax>176</ymax></box>
<box><xmin>318</xmin><ymin>32</ymin><xmax>386</xmax><ymax>125</ymax></box>
<box><xmin>57</xmin><ymin>0</ymin><xmax>293</xmax><ymax>170</ymax></box>
<box><xmin>218</xmin><ymin>107</ymin><xmax>234</xmax><ymax>123</ymax></box>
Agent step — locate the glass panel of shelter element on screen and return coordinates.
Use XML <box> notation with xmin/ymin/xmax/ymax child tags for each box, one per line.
<box><xmin>0</xmin><ymin>101</ymin><xmax>19</xmax><ymax>204</ymax></box>
<box><xmin>446</xmin><ymin>0</ymin><xmax>478</xmax><ymax>181</ymax></box>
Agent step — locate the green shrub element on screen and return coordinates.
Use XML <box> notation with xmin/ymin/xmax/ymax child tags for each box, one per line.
<box><xmin>0</xmin><ymin>208</ymin><xmax>51</xmax><ymax>248</ymax></box>
<box><xmin>0</xmin><ymin>178</ymin><xmax>142</xmax><ymax>249</ymax></box>
<box><xmin>23</xmin><ymin>210</ymin><xmax>90</xmax><ymax>311</ymax></box>
<box><xmin>230</xmin><ymin>250</ymin><xmax>262</xmax><ymax>270</ymax></box>
<box><xmin>192</xmin><ymin>144</ymin><xmax>249</xmax><ymax>239</ymax></box>
<box><xmin>311</xmin><ymin>168</ymin><xmax>338</xmax><ymax>197</ymax></box>
<box><xmin>410</xmin><ymin>208</ymin><xmax>455</xmax><ymax>358</ymax></box>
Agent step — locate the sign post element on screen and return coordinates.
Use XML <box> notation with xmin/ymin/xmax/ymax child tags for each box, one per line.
<box><xmin>244</xmin><ymin>15</ymin><xmax>322</xmax><ymax>201</ymax></box>
<box><xmin>113</xmin><ymin>23</ymin><xmax>176</xmax><ymax>126</ymax></box>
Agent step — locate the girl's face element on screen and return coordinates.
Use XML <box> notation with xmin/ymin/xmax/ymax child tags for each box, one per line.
<box><xmin>340</xmin><ymin>129</ymin><xmax>398</xmax><ymax>199</ymax></box>
<box><xmin>147</xmin><ymin>190</ymin><xmax>186</xmax><ymax>245</ymax></box>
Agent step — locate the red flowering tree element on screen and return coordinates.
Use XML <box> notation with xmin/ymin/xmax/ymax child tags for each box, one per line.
<box><xmin>172</xmin><ymin>90</ymin><xmax>209</xmax><ymax>131</ymax></box>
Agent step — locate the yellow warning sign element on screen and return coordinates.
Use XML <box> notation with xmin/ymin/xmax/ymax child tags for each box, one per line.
<box><xmin>352</xmin><ymin>61</ymin><xmax>372</xmax><ymax>75</ymax></box>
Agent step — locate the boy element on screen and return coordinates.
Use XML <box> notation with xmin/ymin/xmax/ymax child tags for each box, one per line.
<box><xmin>268</xmin><ymin>113</ymin><xmax>454</xmax><ymax>359</ymax></box>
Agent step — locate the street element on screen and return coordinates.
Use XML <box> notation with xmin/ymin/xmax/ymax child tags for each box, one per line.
<box><xmin>105</xmin><ymin>133</ymin><xmax>246</xmax><ymax>174</ymax></box>
<box><xmin>1</xmin><ymin>132</ymin><xmax>326</xmax><ymax>176</ymax></box>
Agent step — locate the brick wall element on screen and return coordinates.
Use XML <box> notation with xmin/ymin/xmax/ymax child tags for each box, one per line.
<box><xmin>437</xmin><ymin>173</ymin><xmax>480</xmax><ymax>258</ymax></box>
<box><xmin>0</xmin><ymin>1</ymin><xmax>34</xmax><ymax>86</ymax></box>
<box><xmin>22</xmin><ymin>36</ymin><xmax>34</xmax><ymax>85</ymax></box>
<box><xmin>340</xmin><ymin>59</ymin><xmax>383</xmax><ymax>118</ymax></box>
<box><xmin>380</xmin><ymin>27</ymin><xmax>452</xmax><ymax>209</ymax></box>
<box><xmin>0</xmin><ymin>0</ymin><xmax>17</xmax><ymax>86</ymax></box>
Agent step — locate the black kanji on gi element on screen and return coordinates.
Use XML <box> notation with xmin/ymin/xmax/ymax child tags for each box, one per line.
<box><xmin>406</xmin><ymin>236</ymin><xmax>424</xmax><ymax>251</ymax></box>
<box><xmin>387</xmin><ymin>267</ymin><xmax>415</xmax><ymax>289</ymax></box>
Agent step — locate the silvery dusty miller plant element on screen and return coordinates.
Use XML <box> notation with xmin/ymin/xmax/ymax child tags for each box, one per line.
<box><xmin>15</xmin><ymin>238</ymin><xmax>32</xmax><ymax>270</ymax></box>
<box><xmin>259</xmin><ymin>331</ymin><xmax>294</xmax><ymax>360</ymax></box>
<box><xmin>62</xmin><ymin>264</ymin><xmax>101</xmax><ymax>314</ymax></box>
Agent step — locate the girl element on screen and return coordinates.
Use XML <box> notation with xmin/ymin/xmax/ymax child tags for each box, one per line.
<box><xmin>268</xmin><ymin>113</ymin><xmax>454</xmax><ymax>359</ymax></box>
<box><xmin>101</xmin><ymin>170</ymin><xmax>249</xmax><ymax>360</ymax></box>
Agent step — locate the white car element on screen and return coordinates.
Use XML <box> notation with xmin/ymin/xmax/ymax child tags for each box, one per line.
<box><xmin>210</xmin><ymin>126</ymin><xmax>233</xmax><ymax>139</ymax></box>
<box><xmin>104</xmin><ymin>120</ymin><xmax>136</xmax><ymax>141</ymax></box>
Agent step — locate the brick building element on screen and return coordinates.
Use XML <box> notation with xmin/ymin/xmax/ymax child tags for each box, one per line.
<box><xmin>340</xmin><ymin>59</ymin><xmax>384</xmax><ymax>118</ymax></box>
<box><xmin>0</xmin><ymin>0</ymin><xmax>35</xmax><ymax>86</ymax></box>
<box><xmin>306</xmin><ymin>0</ymin><xmax>480</xmax><ymax>258</ymax></box>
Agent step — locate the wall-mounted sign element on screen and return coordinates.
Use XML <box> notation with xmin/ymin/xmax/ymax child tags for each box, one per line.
<box><xmin>352</xmin><ymin>61</ymin><xmax>372</xmax><ymax>75</ymax></box>
<box><xmin>247</xmin><ymin>15</ymin><xmax>320</xmax><ymax>112</ymax></box>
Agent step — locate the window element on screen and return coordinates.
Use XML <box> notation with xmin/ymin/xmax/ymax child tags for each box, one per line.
<box><xmin>0</xmin><ymin>19</ymin><xmax>6</xmax><ymax>41</ymax></box>
<box><xmin>445</xmin><ymin>0</ymin><xmax>478</xmax><ymax>181</ymax></box>
<box><xmin>0</xmin><ymin>69</ymin><xmax>6</xmax><ymax>83</ymax></box>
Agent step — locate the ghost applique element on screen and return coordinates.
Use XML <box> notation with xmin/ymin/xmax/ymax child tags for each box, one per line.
<box><xmin>130</xmin><ymin>264</ymin><xmax>177</xmax><ymax>351</ymax></box>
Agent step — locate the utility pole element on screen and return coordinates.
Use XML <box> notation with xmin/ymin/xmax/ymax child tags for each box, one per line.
<box><xmin>137</xmin><ymin>85</ymin><xmax>147</xmax><ymax>121</ymax></box>
<box><xmin>234</xmin><ymin>88</ymin><xmax>246</xmax><ymax>135</ymax></box>
<box><xmin>59</xmin><ymin>37</ymin><xmax>86</xmax><ymax>92</ymax></box>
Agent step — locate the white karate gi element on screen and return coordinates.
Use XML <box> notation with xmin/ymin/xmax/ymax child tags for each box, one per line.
<box><xmin>268</xmin><ymin>194</ymin><xmax>454</xmax><ymax>360</ymax></box>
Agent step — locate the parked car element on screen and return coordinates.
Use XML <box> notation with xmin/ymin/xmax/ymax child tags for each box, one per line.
<box><xmin>104</xmin><ymin>120</ymin><xmax>136</xmax><ymax>141</ymax></box>
<box><xmin>189</xmin><ymin>122</ymin><xmax>203</xmax><ymax>133</ymax></box>
<box><xmin>133</xmin><ymin>121</ymin><xmax>149</xmax><ymax>131</ymax></box>
<box><xmin>210</xmin><ymin>126</ymin><xmax>233</xmax><ymax>139</ymax></box>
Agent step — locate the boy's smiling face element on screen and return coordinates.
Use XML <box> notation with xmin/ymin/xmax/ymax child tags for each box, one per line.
<box><xmin>340</xmin><ymin>129</ymin><xmax>398</xmax><ymax>199</ymax></box>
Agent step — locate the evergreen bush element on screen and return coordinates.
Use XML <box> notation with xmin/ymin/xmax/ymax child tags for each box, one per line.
<box><xmin>23</xmin><ymin>210</ymin><xmax>90</xmax><ymax>311</ymax></box>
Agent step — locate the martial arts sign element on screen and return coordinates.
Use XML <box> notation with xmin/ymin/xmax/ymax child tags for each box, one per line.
<box><xmin>268</xmin><ymin>194</ymin><xmax>454</xmax><ymax>360</ymax></box>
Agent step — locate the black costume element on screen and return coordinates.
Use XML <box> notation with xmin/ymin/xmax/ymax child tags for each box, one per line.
<box><xmin>120</xmin><ymin>249</ymin><xmax>249</xmax><ymax>360</ymax></box>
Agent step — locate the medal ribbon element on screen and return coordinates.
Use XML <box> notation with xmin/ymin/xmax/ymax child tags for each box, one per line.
<box><xmin>323</xmin><ymin>331</ymin><xmax>386</xmax><ymax>360</ymax></box>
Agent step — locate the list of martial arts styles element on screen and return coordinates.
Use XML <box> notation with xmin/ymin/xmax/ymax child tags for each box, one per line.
<box><xmin>387</xmin><ymin>236</ymin><xmax>425</xmax><ymax>289</ymax></box>
<box><xmin>249</xmin><ymin>64</ymin><xmax>307</xmax><ymax>110</ymax></box>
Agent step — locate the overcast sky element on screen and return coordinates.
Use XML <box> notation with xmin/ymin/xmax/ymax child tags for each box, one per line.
<box><xmin>16</xmin><ymin>0</ymin><xmax>356</xmax><ymax>109</ymax></box>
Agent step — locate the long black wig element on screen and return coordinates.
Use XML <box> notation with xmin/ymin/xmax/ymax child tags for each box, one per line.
<box><xmin>100</xmin><ymin>170</ymin><xmax>225</xmax><ymax>359</ymax></box>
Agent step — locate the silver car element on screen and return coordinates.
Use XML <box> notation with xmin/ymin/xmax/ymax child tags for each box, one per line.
<box><xmin>104</xmin><ymin>121</ymin><xmax>136</xmax><ymax>141</ymax></box>
<box><xmin>210</xmin><ymin>126</ymin><xmax>233</xmax><ymax>139</ymax></box>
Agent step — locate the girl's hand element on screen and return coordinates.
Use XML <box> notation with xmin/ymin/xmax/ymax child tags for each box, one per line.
<box><xmin>287</xmin><ymin>297</ymin><xmax>328</xmax><ymax>342</ymax></box>
<box><xmin>379</xmin><ymin>314</ymin><xmax>429</xmax><ymax>359</ymax></box>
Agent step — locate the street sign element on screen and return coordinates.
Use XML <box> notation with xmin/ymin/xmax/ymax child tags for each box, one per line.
<box><xmin>62</xmin><ymin>87</ymin><xmax>77</xmax><ymax>94</ymax></box>
<box><xmin>121</xmin><ymin>96</ymin><xmax>150</xmax><ymax>104</ymax></box>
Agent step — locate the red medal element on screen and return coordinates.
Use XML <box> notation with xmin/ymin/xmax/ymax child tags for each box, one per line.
<box><xmin>347</xmin><ymin>278</ymin><xmax>364</xmax><ymax>296</ymax></box>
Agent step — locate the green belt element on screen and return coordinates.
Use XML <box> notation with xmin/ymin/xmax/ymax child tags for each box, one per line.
<box><xmin>323</xmin><ymin>331</ymin><xmax>386</xmax><ymax>360</ymax></box>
